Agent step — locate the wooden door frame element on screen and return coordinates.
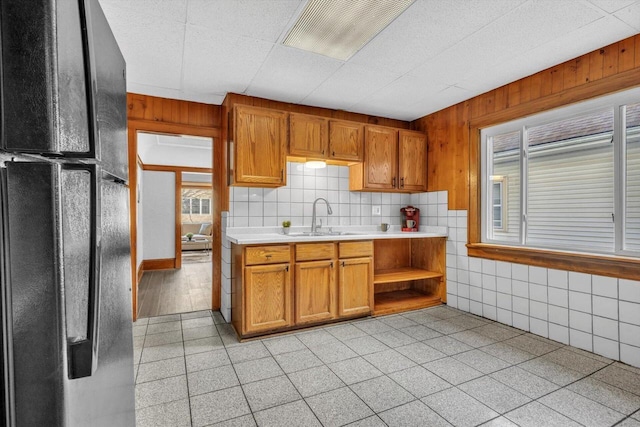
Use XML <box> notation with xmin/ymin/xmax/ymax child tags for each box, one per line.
<box><xmin>128</xmin><ymin>119</ymin><xmax>220</xmax><ymax>321</ymax></box>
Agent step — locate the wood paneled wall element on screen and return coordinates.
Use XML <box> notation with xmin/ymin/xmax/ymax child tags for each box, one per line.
<box><xmin>411</xmin><ymin>33</ymin><xmax>640</xmax><ymax>211</ymax></box>
<box><xmin>128</xmin><ymin>93</ymin><xmax>221</xmax><ymax>128</ymax></box>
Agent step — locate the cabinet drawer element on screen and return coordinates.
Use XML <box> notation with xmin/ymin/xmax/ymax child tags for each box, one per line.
<box><xmin>296</xmin><ymin>243</ymin><xmax>335</xmax><ymax>261</ymax></box>
<box><xmin>245</xmin><ymin>245</ymin><xmax>290</xmax><ymax>265</ymax></box>
<box><xmin>339</xmin><ymin>241</ymin><xmax>373</xmax><ymax>258</ymax></box>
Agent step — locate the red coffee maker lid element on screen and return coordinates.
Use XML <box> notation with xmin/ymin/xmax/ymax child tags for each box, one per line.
<box><xmin>401</xmin><ymin>205</ymin><xmax>417</xmax><ymax>213</ymax></box>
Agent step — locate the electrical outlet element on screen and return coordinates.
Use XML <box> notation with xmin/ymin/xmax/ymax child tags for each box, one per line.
<box><xmin>372</xmin><ymin>205</ymin><xmax>381</xmax><ymax>216</ymax></box>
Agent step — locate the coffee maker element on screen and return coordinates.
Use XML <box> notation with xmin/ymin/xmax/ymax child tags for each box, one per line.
<box><xmin>401</xmin><ymin>206</ymin><xmax>420</xmax><ymax>232</ymax></box>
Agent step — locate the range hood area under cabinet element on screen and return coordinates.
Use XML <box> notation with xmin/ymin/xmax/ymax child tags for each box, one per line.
<box><xmin>228</xmin><ymin>105</ymin><xmax>427</xmax><ymax>192</ymax></box>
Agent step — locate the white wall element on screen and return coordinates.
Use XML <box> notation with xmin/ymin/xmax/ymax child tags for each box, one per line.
<box><xmin>136</xmin><ymin>164</ymin><xmax>144</xmax><ymax>269</ymax></box>
<box><xmin>142</xmin><ymin>170</ymin><xmax>175</xmax><ymax>260</ymax></box>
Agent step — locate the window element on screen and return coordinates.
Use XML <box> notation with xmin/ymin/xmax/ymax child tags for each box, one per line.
<box><xmin>182</xmin><ymin>197</ymin><xmax>211</xmax><ymax>215</ymax></box>
<box><xmin>181</xmin><ymin>187</ymin><xmax>212</xmax><ymax>222</ymax></box>
<box><xmin>481</xmin><ymin>88</ymin><xmax>640</xmax><ymax>257</ymax></box>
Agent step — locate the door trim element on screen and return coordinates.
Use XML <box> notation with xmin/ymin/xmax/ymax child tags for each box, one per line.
<box><xmin>128</xmin><ymin>119</ymin><xmax>221</xmax><ymax>321</ymax></box>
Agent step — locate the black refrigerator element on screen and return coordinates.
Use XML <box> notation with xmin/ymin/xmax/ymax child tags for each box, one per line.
<box><xmin>0</xmin><ymin>0</ymin><xmax>135</xmax><ymax>426</ymax></box>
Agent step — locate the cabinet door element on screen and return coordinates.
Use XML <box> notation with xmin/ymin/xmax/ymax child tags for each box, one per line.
<box><xmin>244</xmin><ymin>263</ymin><xmax>292</xmax><ymax>334</ymax></box>
<box><xmin>329</xmin><ymin>120</ymin><xmax>364</xmax><ymax>161</ymax></box>
<box><xmin>364</xmin><ymin>126</ymin><xmax>398</xmax><ymax>190</ymax></box>
<box><xmin>339</xmin><ymin>257</ymin><xmax>374</xmax><ymax>317</ymax></box>
<box><xmin>295</xmin><ymin>260</ymin><xmax>337</xmax><ymax>324</ymax></box>
<box><xmin>398</xmin><ymin>130</ymin><xmax>427</xmax><ymax>192</ymax></box>
<box><xmin>233</xmin><ymin>105</ymin><xmax>287</xmax><ymax>186</ymax></box>
<box><xmin>289</xmin><ymin>113</ymin><xmax>328</xmax><ymax>158</ymax></box>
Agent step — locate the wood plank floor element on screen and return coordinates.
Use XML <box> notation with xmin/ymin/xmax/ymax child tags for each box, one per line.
<box><xmin>137</xmin><ymin>259</ymin><xmax>212</xmax><ymax>318</ymax></box>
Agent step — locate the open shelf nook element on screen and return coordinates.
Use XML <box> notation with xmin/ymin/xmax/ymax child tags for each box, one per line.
<box><xmin>373</xmin><ymin>238</ymin><xmax>446</xmax><ymax>315</ymax></box>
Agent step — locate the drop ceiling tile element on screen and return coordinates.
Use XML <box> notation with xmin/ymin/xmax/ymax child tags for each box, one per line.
<box><xmin>302</xmin><ymin>64</ymin><xmax>401</xmax><ymax>111</ymax></box>
<box><xmin>410</xmin><ymin>86</ymin><xmax>476</xmax><ymax>118</ymax></box>
<box><xmin>349</xmin><ymin>0</ymin><xmax>526</xmax><ymax>74</ymax></box>
<box><xmin>183</xmin><ymin>25</ymin><xmax>274</xmax><ymax>95</ymax></box>
<box><xmin>458</xmin><ymin>15</ymin><xmax>637</xmax><ymax>94</ymax></box>
<box><xmin>409</xmin><ymin>0</ymin><xmax>605</xmax><ymax>87</ymax></box>
<box><xmin>246</xmin><ymin>45</ymin><xmax>344</xmax><ymax>103</ymax></box>
<box><xmin>586</xmin><ymin>0</ymin><xmax>638</xmax><ymax>13</ymax></box>
<box><xmin>101</xmin><ymin>7</ymin><xmax>186</xmax><ymax>89</ymax></box>
<box><xmin>348</xmin><ymin>103</ymin><xmax>420</xmax><ymax>122</ymax></box>
<box><xmin>186</xmin><ymin>0</ymin><xmax>302</xmax><ymax>42</ymax></box>
<box><xmin>351</xmin><ymin>75</ymin><xmax>448</xmax><ymax>119</ymax></box>
<box><xmin>614</xmin><ymin>1</ymin><xmax>640</xmax><ymax>30</ymax></box>
<box><xmin>100</xmin><ymin>0</ymin><xmax>188</xmax><ymax>23</ymax></box>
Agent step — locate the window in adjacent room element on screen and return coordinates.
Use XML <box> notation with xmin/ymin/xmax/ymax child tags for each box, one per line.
<box><xmin>481</xmin><ymin>87</ymin><xmax>640</xmax><ymax>257</ymax></box>
<box><xmin>181</xmin><ymin>189</ymin><xmax>212</xmax><ymax>223</ymax></box>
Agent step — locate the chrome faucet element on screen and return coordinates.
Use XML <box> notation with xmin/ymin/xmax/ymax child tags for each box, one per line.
<box><xmin>311</xmin><ymin>198</ymin><xmax>333</xmax><ymax>233</ymax></box>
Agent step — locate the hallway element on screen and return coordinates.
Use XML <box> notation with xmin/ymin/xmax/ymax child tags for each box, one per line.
<box><xmin>137</xmin><ymin>260</ymin><xmax>212</xmax><ymax>318</ymax></box>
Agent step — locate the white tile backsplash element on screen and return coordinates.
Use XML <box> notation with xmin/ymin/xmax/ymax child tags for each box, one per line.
<box><xmin>620</xmin><ymin>323</ymin><xmax>640</xmax><ymax>347</ymax></box>
<box><xmin>569</xmin><ymin>310</ymin><xmax>592</xmax><ymax>333</ymax></box>
<box><xmin>548</xmin><ymin>269</ymin><xmax>569</xmax><ymax>289</ymax></box>
<box><xmin>229</xmin><ymin>162</ymin><xmax>413</xmax><ymax>228</ymax></box>
<box><xmin>592</xmin><ymin>275</ymin><xmax>618</xmax><ymax>298</ymax></box>
<box><xmin>592</xmin><ymin>296</ymin><xmax>618</xmax><ymax>320</ymax></box>
<box><xmin>569</xmin><ymin>272</ymin><xmax>591</xmax><ymax>293</ymax></box>
<box><xmin>619</xmin><ymin>301</ymin><xmax>640</xmax><ymax>326</ymax></box>
<box><xmin>569</xmin><ymin>291</ymin><xmax>592</xmax><ymax>314</ymax></box>
<box><xmin>593</xmin><ymin>316</ymin><xmax>618</xmax><ymax>340</ymax></box>
<box><xmin>619</xmin><ymin>279</ymin><xmax>640</xmax><ymax>303</ymax></box>
<box><xmin>549</xmin><ymin>305</ymin><xmax>569</xmax><ymax>326</ymax></box>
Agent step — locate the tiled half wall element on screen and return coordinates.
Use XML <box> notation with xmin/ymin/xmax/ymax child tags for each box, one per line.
<box><xmin>221</xmin><ymin>162</ymin><xmax>640</xmax><ymax>368</ymax></box>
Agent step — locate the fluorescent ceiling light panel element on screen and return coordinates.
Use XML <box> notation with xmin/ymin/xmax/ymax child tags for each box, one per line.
<box><xmin>283</xmin><ymin>0</ymin><xmax>414</xmax><ymax>61</ymax></box>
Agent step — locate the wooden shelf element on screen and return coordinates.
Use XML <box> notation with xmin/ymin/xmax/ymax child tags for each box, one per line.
<box><xmin>373</xmin><ymin>289</ymin><xmax>441</xmax><ymax>315</ymax></box>
<box><xmin>373</xmin><ymin>267</ymin><xmax>443</xmax><ymax>285</ymax></box>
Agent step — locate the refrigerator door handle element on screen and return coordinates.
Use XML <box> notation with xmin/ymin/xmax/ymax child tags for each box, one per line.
<box><xmin>64</xmin><ymin>164</ymin><xmax>101</xmax><ymax>379</ymax></box>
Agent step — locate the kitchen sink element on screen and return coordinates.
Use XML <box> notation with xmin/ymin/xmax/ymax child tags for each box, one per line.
<box><xmin>287</xmin><ymin>231</ymin><xmax>363</xmax><ymax>237</ymax></box>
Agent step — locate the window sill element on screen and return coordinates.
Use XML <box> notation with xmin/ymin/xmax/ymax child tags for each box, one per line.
<box><xmin>466</xmin><ymin>243</ymin><xmax>640</xmax><ymax>281</ymax></box>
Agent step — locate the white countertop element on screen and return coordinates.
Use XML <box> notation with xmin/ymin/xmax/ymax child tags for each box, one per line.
<box><xmin>225</xmin><ymin>225</ymin><xmax>448</xmax><ymax>245</ymax></box>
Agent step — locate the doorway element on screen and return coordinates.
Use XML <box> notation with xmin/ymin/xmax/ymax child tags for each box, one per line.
<box><xmin>181</xmin><ymin>173</ymin><xmax>213</xmax><ymax>265</ymax></box>
<box><xmin>134</xmin><ymin>132</ymin><xmax>214</xmax><ymax>317</ymax></box>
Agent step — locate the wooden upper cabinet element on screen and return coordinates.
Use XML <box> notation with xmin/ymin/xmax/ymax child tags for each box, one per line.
<box><xmin>289</xmin><ymin>113</ymin><xmax>329</xmax><ymax>158</ymax></box>
<box><xmin>329</xmin><ymin>120</ymin><xmax>364</xmax><ymax>161</ymax></box>
<box><xmin>363</xmin><ymin>126</ymin><xmax>398</xmax><ymax>190</ymax></box>
<box><xmin>232</xmin><ymin>105</ymin><xmax>287</xmax><ymax>187</ymax></box>
<box><xmin>398</xmin><ymin>130</ymin><xmax>427</xmax><ymax>192</ymax></box>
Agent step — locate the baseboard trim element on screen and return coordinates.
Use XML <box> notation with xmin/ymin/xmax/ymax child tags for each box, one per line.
<box><xmin>137</xmin><ymin>263</ymin><xmax>144</xmax><ymax>283</ymax></box>
<box><xmin>142</xmin><ymin>258</ymin><xmax>176</xmax><ymax>271</ymax></box>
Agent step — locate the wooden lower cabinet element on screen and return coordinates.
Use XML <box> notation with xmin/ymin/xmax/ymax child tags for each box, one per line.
<box><xmin>339</xmin><ymin>257</ymin><xmax>374</xmax><ymax>317</ymax></box>
<box><xmin>244</xmin><ymin>263</ymin><xmax>293</xmax><ymax>334</ymax></box>
<box><xmin>295</xmin><ymin>260</ymin><xmax>337</xmax><ymax>324</ymax></box>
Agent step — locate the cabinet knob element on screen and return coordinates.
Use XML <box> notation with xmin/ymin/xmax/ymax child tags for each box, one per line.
<box><xmin>392</xmin><ymin>177</ymin><xmax>396</xmax><ymax>187</ymax></box>
<box><xmin>341</xmin><ymin>261</ymin><xmax>345</xmax><ymax>267</ymax></box>
<box><xmin>332</xmin><ymin>151</ymin><xmax>335</xmax><ymax>157</ymax></box>
<box><xmin>330</xmin><ymin>262</ymin><xmax>334</xmax><ymax>268</ymax></box>
<box><xmin>400</xmin><ymin>177</ymin><xmax>404</xmax><ymax>188</ymax></box>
